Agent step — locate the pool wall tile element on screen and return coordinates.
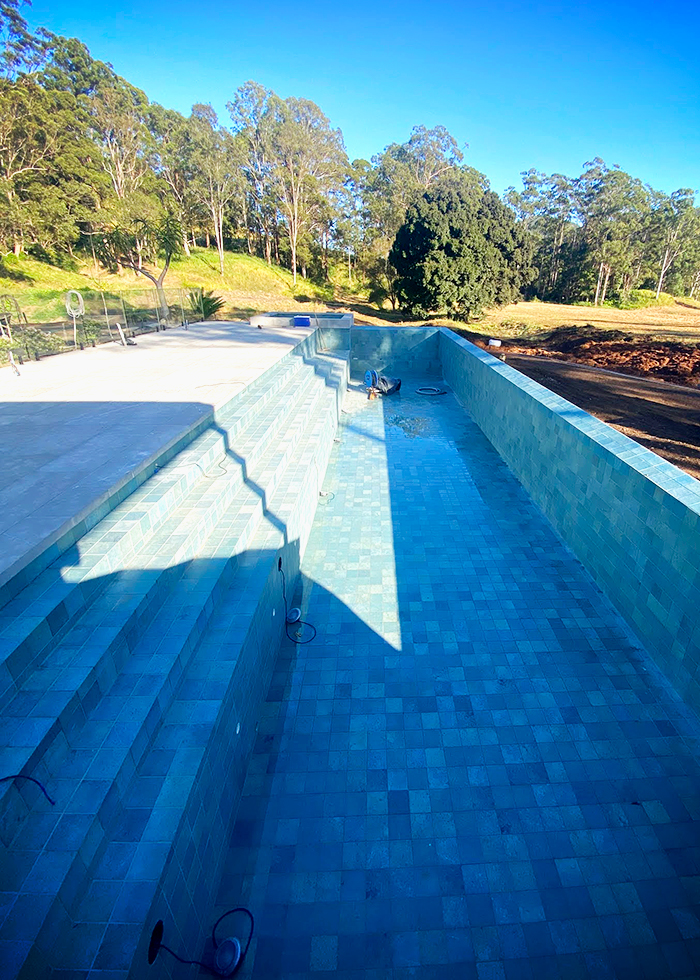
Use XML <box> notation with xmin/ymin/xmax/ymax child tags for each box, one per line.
<box><xmin>350</xmin><ymin>326</ymin><xmax>442</xmax><ymax>379</ymax></box>
<box><xmin>439</xmin><ymin>327</ymin><xmax>700</xmax><ymax>715</ymax></box>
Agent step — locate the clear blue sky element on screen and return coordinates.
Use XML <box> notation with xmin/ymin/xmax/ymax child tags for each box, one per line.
<box><xmin>28</xmin><ymin>0</ymin><xmax>700</xmax><ymax>196</ymax></box>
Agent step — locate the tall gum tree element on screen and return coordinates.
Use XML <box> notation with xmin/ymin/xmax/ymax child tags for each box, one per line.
<box><xmin>190</xmin><ymin>103</ymin><xmax>244</xmax><ymax>276</ymax></box>
<box><xmin>268</xmin><ymin>96</ymin><xmax>347</xmax><ymax>284</ymax></box>
<box><xmin>227</xmin><ymin>81</ymin><xmax>279</xmax><ymax>264</ymax></box>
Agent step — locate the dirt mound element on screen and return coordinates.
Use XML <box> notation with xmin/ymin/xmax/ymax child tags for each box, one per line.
<box><xmin>479</xmin><ymin>332</ymin><xmax>700</xmax><ymax>388</ymax></box>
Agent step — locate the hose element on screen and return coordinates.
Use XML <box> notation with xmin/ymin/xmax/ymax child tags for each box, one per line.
<box><xmin>416</xmin><ymin>386</ymin><xmax>446</xmax><ymax>395</ymax></box>
<box><xmin>212</xmin><ymin>907</ymin><xmax>254</xmax><ymax>963</ymax></box>
<box><xmin>0</xmin><ymin>774</ymin><xmax>55</xmax><ymax>805</ymax></box>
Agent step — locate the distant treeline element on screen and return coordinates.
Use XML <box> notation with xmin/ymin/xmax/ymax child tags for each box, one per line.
<box><xmin>1</xmin><ymin>0</ymin><xmax>698</xmax><ymax>314</ymax></box>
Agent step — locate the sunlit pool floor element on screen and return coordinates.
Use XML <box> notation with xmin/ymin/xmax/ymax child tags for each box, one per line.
<box><xmin>214</xmin><ymin>381</ymin><xmax>700</xmax><ymax>980</ymax></box>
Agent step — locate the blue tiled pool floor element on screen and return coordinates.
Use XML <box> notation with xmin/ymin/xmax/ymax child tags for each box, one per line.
<box><xmin>215</xmin><ymin>382</ymin><xmax>700</xmax><ymax>980</ymax></box>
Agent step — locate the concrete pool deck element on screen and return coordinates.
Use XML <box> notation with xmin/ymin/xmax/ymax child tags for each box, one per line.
<box><xmin>214</xmin><ymin>382</ymin><xmax>700</xmax><ymax>980</ymax></box>
<box><xmin>0</xmin><ymin>320</ymin><xmax>313</xmax><ymax>593</ymax></box>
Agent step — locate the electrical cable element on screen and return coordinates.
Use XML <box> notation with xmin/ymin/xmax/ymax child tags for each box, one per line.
<box><xmin>279</xmin><ymin>566</ymin><xmax>317</xmax><ymax>645</ymax></box>
<box><xmin>156</xmin><ymin>944</ymin><xmax>211</xmax><ymax>970</ymax></box>
<box><xmin>194</xmin><ymin>458</ymin><xmax>229</xmax><ymax>478</ymax></box>
<box><xmin>150</xmin><ymin>908</ymin><xmax>254</xmax><ymax>977</ymax></box>
<box><xmin>0</xmin><ymin>774</ymin><xmax>55</xmax><ymax>805</ymax></box>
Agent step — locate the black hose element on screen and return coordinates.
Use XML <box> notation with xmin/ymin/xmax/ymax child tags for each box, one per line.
<box><xmin>0</xmin><ymin>774</ymin><xmax>55</xmax><ymax>805</ymax></box>
<box><xmin>416</xmin><ymin>386</ymin><xmax>447</xmax><ymax>395</ymax></box>
<box><xmin>286</xmin><ymin>620</ymin><xmax>317</xmax><ymax>645</ymax></box>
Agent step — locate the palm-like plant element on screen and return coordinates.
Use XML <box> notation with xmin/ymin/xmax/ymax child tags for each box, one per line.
<box><xmin>189</xmin><ymin>288</ymin><xmax>226</xmax><ymax>320</ymax></box>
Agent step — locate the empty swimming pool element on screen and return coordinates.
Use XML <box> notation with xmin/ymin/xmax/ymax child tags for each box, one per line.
<box><xmin>212</xmin><ymin>379</ymin><xmax>700</xmax><ymax>980</ymax></box>
<box><xmin>3</xmin><ymin>321</ymin><xmax>700</xmax><ymax>978</ymax></box>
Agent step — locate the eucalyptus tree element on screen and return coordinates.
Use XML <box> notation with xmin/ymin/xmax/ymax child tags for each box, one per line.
<box><xmin>574</xmin><ymin>160</ymin><xmax>653</xmax><ymax>304</ymax></box>
<box><xmin>505</xmin><ymin>170</ymin><xmax>577</xmax><ymax>297</ymax></box>
<box><xmin>0</xmin><ymin>0</ymin><xmax>43</xmax><ymax>78</ymax></box>
<box><xmin>227</xmin><ymin>81</ymin><xmax>280</xmax><ymax>262</ymax></box>
<box><xmin>189</xmin><ymin>103</ymin><xmax>245</xmax><ymax>276</ymax></box>
<box><xmin>149</xmin><ymin>104</ymin><xmax>205</xmax><ymax>254</ymax></box>
<box><xmin>267</xmin><ymin>96</ymin><xmax>348</xmax><ymax>284</ymax></box>
<box><xmin>649</xmin><ymin>189</ymin><xmax>698</xmax><ymax>298</ymax></box>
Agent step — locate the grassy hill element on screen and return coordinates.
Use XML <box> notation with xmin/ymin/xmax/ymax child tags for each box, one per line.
<box><xmin>2</xmin><ymin>249</ymin><xmax>699</xmax><ymax>341</ymax></box>
<box><xmin>0</xmin><ymin>249</ymin><xmax>335</xmax><ymax>323</ymax></box>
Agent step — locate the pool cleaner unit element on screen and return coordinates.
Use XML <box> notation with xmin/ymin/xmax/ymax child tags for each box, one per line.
<box><xmin>364</xmin><ymin>368</ymin><xmax>402</xmax><ymax>398</ymax></box>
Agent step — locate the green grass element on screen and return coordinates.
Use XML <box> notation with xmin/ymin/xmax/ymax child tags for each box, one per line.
<box><xmin>0</xmin><ymin>249</ymin><xmax>336</xmax><ymax>323</ymax></box>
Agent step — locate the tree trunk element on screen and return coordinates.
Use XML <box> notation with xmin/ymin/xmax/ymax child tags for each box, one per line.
<box><xmin>290</xmin><ymin>230</ymin><xmax>297</xmax><ymax>284</ymax></box>
<box><xmin>243</xmin><ymin>198</ymin><xmax>252</xmax><ymax>256</ymax></box>
<box><xmin>265</xmin><ymin>234</ymin><xmax>272</xmax><ymax>266</ymax></box>
<box><xmin>690</xmin><ymin>269</ymin><xmax>700</xmax><ymax>299</ymax></box>
<box><xmin>182</xmin><ymin>233</ymin><xmax>191</xmax><ymax>257</ymax></box>
<box><xmin>205</xmin><ymin>230</ymin><xmax>210</xmax><ymax>249</ymax></box>
<box><xmin>600</xmin><ymin>265</ymin><xmax>611</xmax><ymax>305</ymax></box>
<box><xmin>594</xmin><ymin>261</ymin><xmax>605</xmax><ymax>305</ymax></box>
<box><xmin>656</xmin><ymin>249</ymin><xmax>670</xmax><ymax>299</ymax></box>
<box><xmin>13</xmin><ymin>240</ymin><xmax>21</xmax><ymax>256</ymax></box>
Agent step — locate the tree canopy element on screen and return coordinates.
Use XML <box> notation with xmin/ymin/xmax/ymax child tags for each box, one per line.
<box><xmin>390</xmin><ymin>177</ymin><xmax>534</xmax><ymax>319</ymax></box>
<box><xmin>0</xmin><ymin>9</ymin><xmax>698</xmax><ymax>311</ymax></box>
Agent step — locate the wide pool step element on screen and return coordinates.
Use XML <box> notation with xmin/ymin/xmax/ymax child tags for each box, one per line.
<box><xmin>0</xmin><ymin>344</ymin><xmax>348</xmax><ymax>979</ymax></box>
<box><xmin>0</xmin><ymin>361</ymin><xmax>323</xmax><ymax>863</ymax></box>
<box><xmin>0</xmin><ymin>350</ymin><xmax>305</xmax><ymax>720</ymax></box>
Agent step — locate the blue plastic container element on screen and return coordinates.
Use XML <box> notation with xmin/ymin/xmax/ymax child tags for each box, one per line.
<box><xmin>293</xmin><ymin>316</ymin><xmax>311</xmax><ymax>327</ymax></box>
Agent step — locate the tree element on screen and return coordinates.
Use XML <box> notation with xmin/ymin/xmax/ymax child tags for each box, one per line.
<box><xmin>649</xmin><ymin>189</ymin><xmax>698</xmax><ymax>298</ymax></box>
<box><xmin>189</xmin><ymin>104</ymin><xmax>244</xmax><ymax>276</ymax></box>
<box><xmin>97</xmin><ymin>213</ymin><xmax>181</xmax><ymax>319</ymax></box>
<box><xmin>0</xmin><ymin>75</ymin><xmax>97</xmax><ymax>255</ymax></box>
<box><xmin>268</xmin><ymin>96</ymin><xmax>347</xmax><ymax>284</ymax></box>
<box><xmin>149</xmin><ymin>104</ymin><xmax>204</xmax><ymax>255</ymax></box>
<box><xmin>574</xmin><ymin>160</ymin><xmax>652</xmax><ymax>305</ymax></box>
<box><xmin>227</xmin><ymin>81</ymin><xmax>279</xmax><ymax>263</ymax></box>
<box><xmin>506</xmin><ymin>169</ymin><xmax>577</xmax><ymax>298</ymax></box>
<box><xmin>0</xmin><ymin>0</ymin><xmax>43</xmax><ymax>78</ymax></box>
<box><xmin>364</xmin><ymin>125</ymin><xmax>468</xmax><ymax>253</ymax></box>
<box><xmin>390</xmin><ymin>176</ymin><xmax>534</xmax><ymax>319</ymax></box>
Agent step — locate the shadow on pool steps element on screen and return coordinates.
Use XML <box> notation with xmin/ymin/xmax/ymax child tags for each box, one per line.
<box><xmin>0</xmin><ymin>350</ymin><xmax>348</xmax><ymax>978</ymax></box>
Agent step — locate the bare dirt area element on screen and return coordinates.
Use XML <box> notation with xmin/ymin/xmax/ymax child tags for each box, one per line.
<box><xmin>507</xmin><ymin>355</ymin><xmax>700</xmax><ymax>482</ymax></box>
<box><xmin>494</xmin><ymin>331</ymin><xmax>700</xmax><ymax>389</ymax></box>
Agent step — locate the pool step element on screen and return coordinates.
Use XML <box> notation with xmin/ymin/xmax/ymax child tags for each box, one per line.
<box><xmin>0</xmin><ymin>359</ymin><xmax>331</xmax><ymax>843</ymax></box>
<box><xmin>0</xmin><ymin>357</ymin><xmax>314</xmax><ymax>784</ymax></box>
<box><xmin>0</xmin><ymin>348</ymin><xmax>347</xmax><ymax>979</ymax></box>
<box><xmin>62</xmin><ymin>354</ymin><xmax>345</xmax><ymax>978</ymax></box>
<box><xmin>0</xmin><ymin>351</ymin><xmax>305</xmax><ymax>719</ymax></box>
